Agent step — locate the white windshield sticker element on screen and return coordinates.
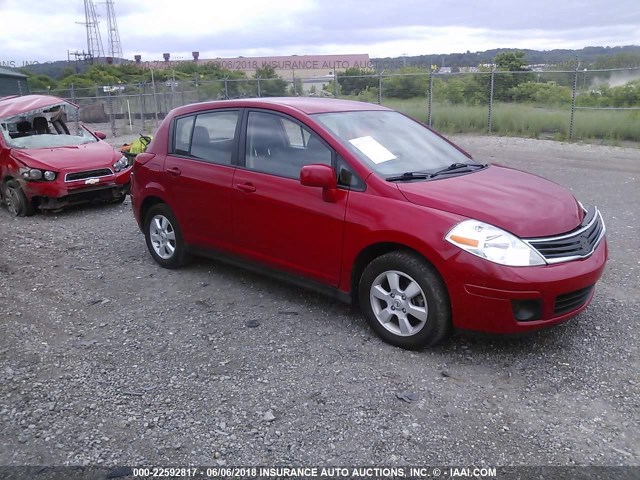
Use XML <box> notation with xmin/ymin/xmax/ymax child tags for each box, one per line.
<box><xmin>349</xmin><ymin>136</ymin><xmax>397</xmax><ymax>164</ymax></box>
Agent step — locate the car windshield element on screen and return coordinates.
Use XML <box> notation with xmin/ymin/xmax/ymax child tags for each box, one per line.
<box><xmin>313</xmin><ymin>110</ymin><xmax>473</xmax><ymax>176</ymax></box>
<box><xmin>2</xmin><ymin>129</ymin><xmax>97</xmax><ymax>149</ymax></box>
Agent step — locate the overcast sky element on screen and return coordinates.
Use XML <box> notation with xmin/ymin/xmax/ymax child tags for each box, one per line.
<box><xmin>1</xmin><ymin>0</ymin><xmax>639</xmax><ymax>64</ymax></box>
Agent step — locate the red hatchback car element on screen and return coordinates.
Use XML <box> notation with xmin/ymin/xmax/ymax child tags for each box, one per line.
<box><xmin>131</xmin><ymin>98</ymin><xmax>607</xmax><ymax>349</ymax></box>
<box><xmin>0</xmin><ymin>95</ymin><xmax>131</xmax><ymax>216</ymax></box>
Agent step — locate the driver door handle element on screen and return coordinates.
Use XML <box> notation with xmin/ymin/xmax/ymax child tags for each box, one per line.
<box><xmin>167</xmin><ymin>167</ymin><xmax>181</xmax><ymax>176</ymax></box>
<box><xmin>237</xmin><ymin>183</ymin><xmax>256</xmax><ymax>193</ymax></box>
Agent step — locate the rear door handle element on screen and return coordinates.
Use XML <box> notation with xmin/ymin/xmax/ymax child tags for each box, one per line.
<box><xmin>236</xmin><ymin>183</ymin><xmax>256</xmax><ymax>193</ymax></box>
<box><xmin>167</xmin><ymin>167</ymin><xmax>181</xmax><ymax>176</ymax></box>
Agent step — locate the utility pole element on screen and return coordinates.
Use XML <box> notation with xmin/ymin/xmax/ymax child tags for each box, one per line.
<box><xmin>104</xmin><ymin>0</ymin><xmax>123</xmax><ymax>63</ymax></box>
<box><xmin>76</xmin><ymin>0</ymin><xmax>105</xmax><ymax>63</ymax></box>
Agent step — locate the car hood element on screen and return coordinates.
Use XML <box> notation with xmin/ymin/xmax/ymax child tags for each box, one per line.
<box><xmin>397</xmin><ymin>165</ymin><xmax>582</xmax><ymax>238</ymax></box>
<box><xmin>10</xmin><ymin>141</ymin><xmax>120</xmax><ymax>171</ymax></box>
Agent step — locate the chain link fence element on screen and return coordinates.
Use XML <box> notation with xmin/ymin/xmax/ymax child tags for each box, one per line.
<box><xmin>32</xmin><ymin>67</ymin><xmax>640</xmax><ymax>143</ymax></box>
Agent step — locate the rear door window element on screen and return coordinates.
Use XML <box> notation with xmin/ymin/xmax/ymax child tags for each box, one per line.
<box><xmin>172</xmin><ymin>110</ymin><xmax>239</xmax><ymax>165</ymax></box>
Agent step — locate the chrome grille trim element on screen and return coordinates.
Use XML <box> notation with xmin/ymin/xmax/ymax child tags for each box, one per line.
<box><xmin>65</xmin><ymin>168</ymin><xmax>114</xmax><ymax>183</ymax></box>
<box><xmin>524</xmin><ymin>207</ymin><xmax>605</xmax><ymax>265</ymax></box>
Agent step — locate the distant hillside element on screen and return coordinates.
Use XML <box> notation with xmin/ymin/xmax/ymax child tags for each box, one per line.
<box><xmin>373</xmin><ymin>45</ymin><xmax>640</xmax><ymax>70</ymax></box>
<box><xmin>8</xmin><ymin>45</ymin><xmax>640</xmax><ymax>80</ymax></box>
<box><xmin>10</xmin><ymin>58</ymin><xmax>126</xmax><ymax>79</ymax></box>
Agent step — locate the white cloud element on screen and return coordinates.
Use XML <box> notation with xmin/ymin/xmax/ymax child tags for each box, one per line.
<box><xmin>0</xmin><ymin>0</ymin><xmax>639</xmax><ymax>63</ymax></box>
<box><xmin>120</xmin><ymin>0</ymin><xmax>317</xmax><ymax>39</ymax></box>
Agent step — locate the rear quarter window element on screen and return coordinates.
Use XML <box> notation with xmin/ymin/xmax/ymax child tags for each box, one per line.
<box><xmin>174</xmin><ymin>116</ymin><xmax>194</xmax><ymax>155</ymax></box>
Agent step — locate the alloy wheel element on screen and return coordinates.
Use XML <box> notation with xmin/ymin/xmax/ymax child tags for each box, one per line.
<box><xmin>369</xmin><ymin>269</ymin><xmax>429</xmax><ymax>336</ymax></box>
<box><xmin>149</xmin><ymin>214</ymin><xmax>177</xmax><ymax>260</ymax></box>
<box><xmin>5</xmin><ymin>186</ymin><xmax>21</xmax><ymax>216</ymax></box>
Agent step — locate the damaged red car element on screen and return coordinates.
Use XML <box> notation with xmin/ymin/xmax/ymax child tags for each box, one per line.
<box><xmin>0</xmin><ymin>95</ymin><xmax>131</xmax><ymax>216</ymax></box>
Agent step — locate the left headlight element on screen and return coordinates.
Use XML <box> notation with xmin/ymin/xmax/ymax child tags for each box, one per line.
<box><xmin>112</xmin><ymin>155</ymin><xmax>130</xmax><ymax>172</ymax></box>
<box><xmin>20</xmin><ymin>167</ymin><xmax>56</xmax><ymax>181</ymax></box>
<box><xmin>446</xmin><ymin>219</ymin><xmax>546</xmax><ymax>267</ymax></box>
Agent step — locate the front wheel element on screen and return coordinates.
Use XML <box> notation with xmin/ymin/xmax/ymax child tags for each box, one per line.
<box><xmin>144</xmin><ymin>204</ymin><xmax>189</xmax><ymax>269</ymax></box>
<box><xmin>358</xmin><ymin>251</ymin><xmax>451</xmax><ymax>349</ymax></box>
<box><xmin>110</xmin><ymin>193</ymin><xmax>127</xmax><ymax>204</ymax></box>
<box><xmin>2</xmin><ymin>180</ymin><xmax>34</xmax><ymax>217</ymax></box>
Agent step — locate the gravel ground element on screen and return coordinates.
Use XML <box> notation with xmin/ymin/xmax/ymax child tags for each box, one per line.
<box><xmin>0</xmin><ymin>134</ymin><xmax>638</xmax><ymax>469</ymax></box>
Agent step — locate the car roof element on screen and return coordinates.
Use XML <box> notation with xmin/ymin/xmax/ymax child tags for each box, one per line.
<box><xmin>0</xmin><ymin>94</ymin><xmax>78</xmax><ymax>120</ymax></box>
<box><xmin>171</xmin><ymin>97</ymin><xmax>392</xmax><ymax>117</ymax></box>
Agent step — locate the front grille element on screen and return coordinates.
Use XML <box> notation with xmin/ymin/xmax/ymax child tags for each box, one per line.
<box><xmin>554</xmin><ymin>285</ymin><xmax>594</xmax><ymax>316</ymax></box>
<box><xmin>65</xmin><ymin>168</ymin><xmax>113</xmax><ymax>182</ymax></box>
<box><xmin>525</xmin><ymin>207</ymin><xmax>605</xmax><ymax>264</ymax></box>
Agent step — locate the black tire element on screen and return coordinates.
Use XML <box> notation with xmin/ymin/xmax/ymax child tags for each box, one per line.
<box><xmin>144</xmin><ymin>203</ymin><xmax>189</xmax><ymax>269</ymax></box>
<box><xmin>111</xmin><ymin>193</ymin><xmax>127</xmax><ymax>204</ymax></box>
<box><xmin>358</xmin><ymin>250</ymin><xmax>451</xmax><ymax>349</ymax></box>
<box><xmin>2</xmin><ymin>180</ymin><xmax>34</xmax><ymax>217</ymax></box>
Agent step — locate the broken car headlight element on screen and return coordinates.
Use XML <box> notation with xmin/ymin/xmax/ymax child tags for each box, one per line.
<box><xmin>446</xmin><ymin>219</ymin><xmax>546</xmax><ymax>267</ymax></box>
<box><xmin>112</xmin><ymin>155</ymin><xmax>130</xmax><ymax>172</ymax></box>
<box><xmin>20</xmin><ymin>168</ymin><xmax>56</xmax><ymax>181</ymax></box>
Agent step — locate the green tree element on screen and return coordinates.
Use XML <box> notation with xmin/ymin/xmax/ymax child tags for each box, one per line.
<box><xmin>288</xmin><ymin>77</ymin><xmax>303</xmax><ymax>96</ymax></box>
<box><xmin>577</xmin><ymin>79</ymin><xmax>640</xmax><ymax>107</ymax></box>
<box><xmin>24</xmin><ymin>73</ymin><xmax>57</xmax><ymax>91</ymax></box>
<box><xmin>338</xmin><ymin>67</ymin><xmax>377</xmax><ymax>95</ymax></box>
<box><xmin>253</xmin><ymin>67</ymin><xmax>287</xmax><ymax>97</ymax></box>
<box><xmin>57</xmin><ymin>76</ymin><xmax>96</xmax><ymax>90</ymax></box>
<box><xmin>383</xmin><ymin>67</ymin><xmax>429</xmax><ymax>99</ymax></box>
<box><xmin>198</xmin><ymin>81</ymin><xmax>225</xmax><ymax>101</ymax></box>
<box><xmin>592</xmin><ymin>52</ymin><xmax>640</xmax><ymax>69</ymax></box>
<box><xmin>84</xmin><ymin>65</ymin><xmax>122</xmax><ymax>85</ymax></box>
<box><xmin>60</xmin><ymin>67</ymin><xmax>75</xmax><ymax>79</ymax></box>
<box><xmin>495</xmin><ymin>51</ymin><xmax>528</xmax><ymax>71</ymax></box>
<box><xmin>493</xmin><ymin>51</ymin><xmax>532</xmax><ymax>102</ymax></box>
<box><xmin>198</xmin><ymin>62</ymin><xmax>229</xmax><ymax>79</ymax></box>
<box><xmin>433</xmin><ymin>74</ymin><xmax>489</xmax><ymax>105</ymax></box>
<box><xmin>508</xmin><ymin>81</ymin><xmax>572</xmax><ymax>105</ymax></box>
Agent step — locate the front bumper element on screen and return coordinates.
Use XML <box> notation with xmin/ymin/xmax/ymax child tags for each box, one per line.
<box><xmin>22</xmin><ymin>171</ymin><xmax>131</xmax><ymax>210</ymax></box>
<box><xmin>447</xmin><ymin>238</ymin><xmax>608</xmax><ymax>334</ymax></box>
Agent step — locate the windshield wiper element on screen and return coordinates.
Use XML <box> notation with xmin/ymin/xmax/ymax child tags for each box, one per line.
<box><xmin>430</xmin><ymin>162</ymin><xmax>486</xmax><ymax>177</ymax></box>
<box><xmin>386</xmin><ymin>171</ymin><xmax>433</xmax><ymax>182</ymax></box>
<box><xmin>386</xmin><ymin>163</ymin><xmax>487</xmax><ymax>182</ymax></box>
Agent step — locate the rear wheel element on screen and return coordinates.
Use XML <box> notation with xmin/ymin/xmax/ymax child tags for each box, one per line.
<box><xmin>2</xmin><ymin>180</ymin><xmax>34</xmax><ymax>217</ymax></box>
<box><xmin>144</xmin><ymin>203</ymin><xmax>189</xmax><ymax>268</ymax></box>
<box><xmin>359</xmin><ymin>251</ymin><xmax>451</xmax><ymax>349</ymax></box>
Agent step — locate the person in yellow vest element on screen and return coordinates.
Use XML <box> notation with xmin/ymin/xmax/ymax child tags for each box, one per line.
<box><xmin>128</xmin><ymin>134</ymin><xmax>152</xmax><ymax>154</ymax></box>
<box><xmin>120</xmin><ymin>134</ymin><xmax>152</xmax><ymax>160</ymax></box>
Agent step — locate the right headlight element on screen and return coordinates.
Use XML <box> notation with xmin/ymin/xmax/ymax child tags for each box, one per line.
<box><xmin>112</xmin><ymin>155</ymin><xmax>130</xmax><ymax>172</ymax></box>
<box><xmin>446</xmin><ymin>219</ymin><xmax>546</xmax><ymax>267</ymax></box>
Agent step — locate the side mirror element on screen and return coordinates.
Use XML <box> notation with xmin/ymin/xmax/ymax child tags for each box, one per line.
<box><xmin>94</xmin><ymin>131</ymin><xmax>107</xmax><ymax>140</ymax></box>
<box><xmin>300</xmin><ymin>164</ymin><xmax>336</xmax><ymax>189</ymax></box>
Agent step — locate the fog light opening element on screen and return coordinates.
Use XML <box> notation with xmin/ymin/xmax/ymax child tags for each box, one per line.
<box><xmin>511</xmin><ymin>299</ymin><xmax>542</xmax><ymax>322</ymax></box>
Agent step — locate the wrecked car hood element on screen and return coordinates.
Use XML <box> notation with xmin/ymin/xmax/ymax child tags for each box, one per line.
<box><xmin>10</xmin><ymin>142</ymin><xmax>121</xmax><ymax>171</ymax></box>
<box><xmin>0</xmin><ymin>95</ymin><xmax>78</xmax><ymax>122</ymax></box>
